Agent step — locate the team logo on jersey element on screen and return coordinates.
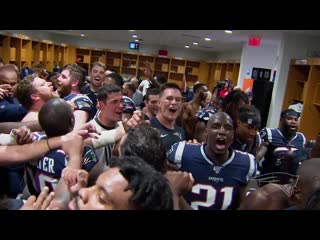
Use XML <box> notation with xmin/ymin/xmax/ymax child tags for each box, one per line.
<box><xmin>213</xmin><ymin>166</ymin><xmax>222</xmax><ymax>174</ymax></box>
<box><xmin>259</xmin><ymin>130</ymin><xmax>266</xmax><ymax>139</ymax></box>
<box><xmin>82</xmin><ymin>147</ymin><xmax>98</xmax><ymax>165</ymax></box>
<box><xmin>77</xmin><ymin>101</ymin><xmax>91</xmax><ymax>109</ymax></box>
<box><xmin>173</xmin><ymin>132</ymin><xmax>182</xmax><ymax>139</ymax></box>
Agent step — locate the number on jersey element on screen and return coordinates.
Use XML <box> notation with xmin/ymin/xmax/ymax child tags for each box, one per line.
<box><xmin>37</xmin><ymin>173</ymin><xmax>58</xmax><ymax>193</ymax></box>
<box><xmin>191</xmin><ymin>184</ymin><xmax>234</xmax><ymax>210</ymax></box>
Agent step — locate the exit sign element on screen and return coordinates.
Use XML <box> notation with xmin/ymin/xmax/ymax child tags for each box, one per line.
<box><xmin>248</xmin><ymin>37</ymin><xmax>261</xmax><ymax>47</ymax></box>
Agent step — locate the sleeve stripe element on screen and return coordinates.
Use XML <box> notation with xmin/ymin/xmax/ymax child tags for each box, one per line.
<box><xmin>247</xmin><ymin>154</ymin><xmax>257</xmax><ymax>180</ymax></box>
<box><xmin>266</xmin><ymin>128</ymin><xmax>272</xmax><ymax>142</ymax></box>
<box><xmin>301</xmin><ymin>133</ymin><xmax>306</xmax><ymax>147</ymax></box>
<box><xmin>174</xmin><ymin>141</ymin><xmax>186</xmax><ymax>169</ymax></box>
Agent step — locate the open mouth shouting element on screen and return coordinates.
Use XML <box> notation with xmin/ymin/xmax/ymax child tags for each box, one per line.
<box><xmin>215</xmin><ymin>138</ymin><xmax>227</xmax><ymax>151</ymax></box>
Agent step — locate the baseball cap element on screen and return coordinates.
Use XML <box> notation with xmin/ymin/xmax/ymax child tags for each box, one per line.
<box><xmin>280</xmin><ymin>109</ymin><xmax>300</xmax><ymax>119</ymax></box>
<box><xmin>122</xmin><ymin>96</ymin><xmax>136</xmax><ymax>114</ymax></box>
<box><xmin>238</xmin><ymin>105</ymin><xmax>261</xmax><ymax>129</ymax></box>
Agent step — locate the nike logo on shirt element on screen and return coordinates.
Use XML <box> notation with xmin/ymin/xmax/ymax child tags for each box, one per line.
<box><xmin>160</xmin><ymin>134</ymin><xmax>168</xmax><ymax>138</ymax></box>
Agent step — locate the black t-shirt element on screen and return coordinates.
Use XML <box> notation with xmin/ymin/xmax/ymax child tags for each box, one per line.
<box><xmin>150</xmin><ymin>117</ymin><xmax>186</xmax><ymax>152</ymax></box>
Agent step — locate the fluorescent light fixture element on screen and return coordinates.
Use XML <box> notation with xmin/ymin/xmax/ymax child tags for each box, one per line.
<box><xmin>185</xmin><ymin>45</ymin><xmax>190</xmax><ymax>48</ymax></box>
<box><xmin>132</xmin><ymin>34</ymin><xmax>138</xmax><ymax>38</ymax></box>
<box><xmin>80</xmin><ymin>33</ymin><xmax>85</xmax><ymax>37</ymax></box>
<box><xmin>129</xmin><ymin>30</ymin><xmax>135</xmax><ymax>32</ymax></box>
<box><xmin>193</xmin><ymin>42</ymin><xmax>199</xmax><ymax>45</ymax></box>
<box><xmin>225</xmin><ymin>30</ymin><xmax>233</xmax><ymax>34</ymax></box>
<box><xmin>204</xmin><ymin>37</ymin><xmax>211</xmax><ymax>41</ymax></box>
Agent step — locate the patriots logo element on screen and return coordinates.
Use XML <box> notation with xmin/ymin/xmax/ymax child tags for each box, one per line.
<box><xmin>76</xmin><ymin>101</ymin><xmax>91</xmax><ymax>109</ymax></box>
<box><xmin>259</xmin><ymin>130</ymin><xmax>266</xmax><ymax>139</ymax></box>
<box><xmin>173</xmin><ymin>132</ymin><xmax>182</xmax><ymax>140</ymax></box>
<box><xmin>213</xmin><ymin>166</ymin><xmax>222</xmax><ymax>174</ymax></box>
<box><xmin>82</xmin><ymin>147</ymin><xmax>98</xmax><ymax>165</ymax></box>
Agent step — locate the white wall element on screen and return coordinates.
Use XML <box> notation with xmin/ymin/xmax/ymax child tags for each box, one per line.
<box><xmin>6</xmin><ymin>30</ymin><xmax>217</xmax><ymax>61</ymax></box>
<box><xmin>214</xmin><ymin>50</ymin><xmax>242</xmax><ymax>62</ymax></box>
<box><xmin>267</xmin><ymin>33</ymin><xmax>320</xmax><ymax>128</ymax></box>
<box><xmin>238</xmin><ymin>43</ymin><xmax>279</xmax><ymax>88</ymax></box>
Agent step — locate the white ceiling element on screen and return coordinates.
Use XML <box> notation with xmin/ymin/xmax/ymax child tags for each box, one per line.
<box><xmin>45</xmin><ymin>30</ymin><xmax>320</xmax><ymax>53</ymax></box>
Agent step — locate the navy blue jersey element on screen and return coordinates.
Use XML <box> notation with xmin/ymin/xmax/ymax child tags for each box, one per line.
<box><xmin>80</xmin><ymin>85</ymin><xmax>98</xmax><ymax>119</ymax></box>
<box><xmin>63</xmin><ymin>93</ymin><xmax>93</xmax><ymax>119</ymax></box>
<box><xmin>259</xmin><ymin>128</ymin><xmax>306</xmax><ymax>174</ymax></box>
<box><xmin>232</xmin><ymin>133</ymin><xmax>262</xmax><ymax>155</ymax></box>
<box><xmin>0</xmin><ymin>97</ymin><xmax>28</xmax><ymax>122</ymax></box>
<box><xmin>150</xmin><ymin>117</ymin><xmax>186</xmax><ymax>152</ymax></box>
<box><xmin>260</xmin><ymin>128</ymin><xmax>306</xmax><ymax>149</ymax></box>
<box><xmin>26</xmin><ymin>132</ymin><xmax>98</xmax><ymax>195</ymax></box>
<box><xmin>168</xmin><ymin>142</ymin><xmax>257</xmax><ymax>210</ymax></box>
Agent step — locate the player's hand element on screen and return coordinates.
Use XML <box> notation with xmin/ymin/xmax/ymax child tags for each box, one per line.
<box><xmin>61</xmin><ymin>132</ymin><xmax>84</xmax><ymax>158</ymax></box>
<box><xmin>77</xmin><ymin>122</ymin><xmax>100</xmax><ymax>139</ymax></box>
<box><xmin>15</xmin><ymin>126</ymin><xmax>33</xmax><ymax>145</ymax></box>
<box><xmin>62</xmin><ymin>168</ymin><xmax>89</xmax><ymax>194</ymax></box>
<box><xmin>165</xmin><ymin>171</ymin><xmax>194</xmax><ymax>196</ymax></box>
<box><xmin>20</xmin><ymin>187</ymin><xmax>55</xmax><ymax>210</ymax></box>
<box><xmin>187</xmin><ymin>139</ymin><xmax>201</xmax><ymax>145</ymax></box>
<box><xmin>123</xmin><ymin>110</ymin><xmax>149</xmax><ymax>132</ymax></box>
<box><xmin>0</xmin><ymin>84</ymin><xmax>10</xmax><ymax>99</ymax></box>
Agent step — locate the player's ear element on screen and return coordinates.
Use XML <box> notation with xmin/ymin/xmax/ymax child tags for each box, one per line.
<box><xmin>291</xmin><ymin>185</ymin><xmax>302</xmax><ymax>203</ymax></box>
<box><xmin>31</xmin><ymin>93</ymin><xmax>40</xmax><ymax>101</ymax></box>
<box><xmin>97</xmin><ymin>101</ymin><xmax>103</xmax><ymax>110</ymax></box>
<box><xmin>236</xmin><ymin>119</ymin><xmax>241</xmax><ymax>128</ymax></box>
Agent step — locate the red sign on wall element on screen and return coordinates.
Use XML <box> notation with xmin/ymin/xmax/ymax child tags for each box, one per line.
<box><xmin>159</xmin><ymin>50</ymin><xmax>168</xmax><ymax>56</ymax></box>
<box><xmin>248</xmin><ymin>37</ymin><xmax>261</xmax><ymax>47</ymax></box>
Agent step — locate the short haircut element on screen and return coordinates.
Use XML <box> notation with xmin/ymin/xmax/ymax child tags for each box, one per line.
<box><xmin>0</xmin><ymin>64</ymin><xmax>18</xmax><ymax>83</ymax></box>
<box><xmin>15</xmin><ymin>76</ymin><xmax>36</xmax><ymax>109</ymax></box>
<box><xmin>91</xmin><ymin>62</ymin><xmax>106</xmax><ymax>72</ymax></box>
<box><xmin>120</xmin><ymin>125</ymin><xmax>167</xmax><ymax>173</ymax></box>
<box><xmin>106</xmin><ymin>72</ymin><xmax>124</xmax><ymax>87</ymax></box>
<box><xmin>124</xmin><ymin>82</ymin><xmax>136</xmax><ymax>93</ymax></box>
<box><xmin>159</xmin><ymin>82</ymin><xmax>181</xmax><ymax>97</ymax></box>
<box><xmin>145</xmin><ymin>88</ymin><xmax>160</xmax><ymax>101</ymax></box>
<box><xmin>38</xmin><ymin>98</ymin><xmax>74</xmax><ymax>137</ymax></box>
<box><xmin>97</xmin><ymin>84</ymin><xmax>122</xmax><ymax>102</ymax></box>
<box><xmin>193</xmin><ymin>82</ymin><xmax>206</xmax><ymax>94</ymax></box>
<box><xmin>62</xmin><ymin>64</ymin><xmax>85</xmax><ymax>89</ymax></box>
<box><xmin>110</xmin><ymin>155</ymin><xmax>173</xmax><ymax>210</ymax></box>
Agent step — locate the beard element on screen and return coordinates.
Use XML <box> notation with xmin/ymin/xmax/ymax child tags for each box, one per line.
<box><xmin>283</xmin><ymin>124</ymin><xmax>296</xmax><ymax>138</ymax></box>
<box><xmin>39</xmin><ymin>92</ymin><xmax>57</xmax><ymax>102</ymax></box>
<box><xmin>57</xmin><ymin>84</ymin><xmax>72</xmax><ymax>98</ymax></box>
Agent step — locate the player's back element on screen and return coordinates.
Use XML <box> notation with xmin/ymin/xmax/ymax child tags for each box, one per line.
<box><xmin>26</xmin><ymin>132</ymin><xmax>98</xmax><ymax>196</ymax></box>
